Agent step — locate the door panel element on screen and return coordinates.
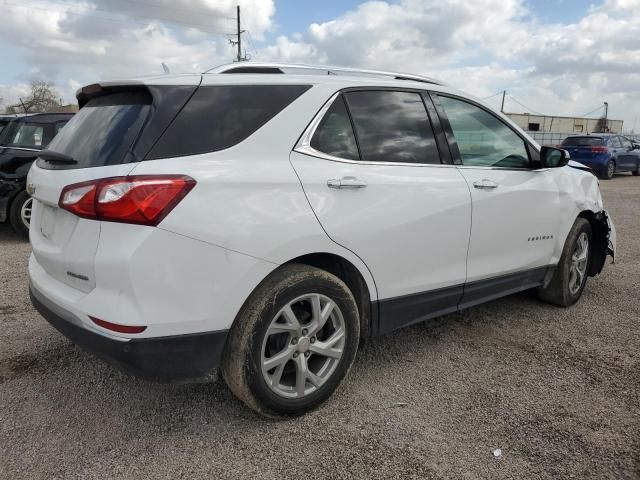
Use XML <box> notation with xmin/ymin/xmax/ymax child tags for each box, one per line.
<box><xmin>291</xmin><ymin>152</ymin><xmax>471</xmax><ymax>300</ymax></box>
<box><xmin>456</xmin><ymin>167</ymin><xmax>561</xmax><ymax>282</ymax></box>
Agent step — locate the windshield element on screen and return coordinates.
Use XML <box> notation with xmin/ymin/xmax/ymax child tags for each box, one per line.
<box><xmin>562</xmin><ymin>136</ymin><xmax>603</xmax><ymax>147</ymax></box>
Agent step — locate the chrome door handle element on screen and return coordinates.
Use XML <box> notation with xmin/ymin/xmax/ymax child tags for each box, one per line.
<box><xmin>473</xmin><ymin>179</ymin><xmax>499</xmax><ymax>190</ymax></box>
<box><xmin>327</xmin><ymin>176</ymin><xmax>367</xmax><ymax>189</ymax></box>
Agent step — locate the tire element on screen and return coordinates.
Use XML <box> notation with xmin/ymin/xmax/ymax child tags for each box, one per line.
<box><xmin>537</xmin><ymin>218</ymin><xmax>592</xmax><ymax>307</ymax></box>
<box><xmin>632</xmin><ymin>161</ymin><xmax>639</xmax><ymax>176</ymax></box>
<box><xmin>603</xmin><ymin>159</ymin><xmax>615</xmax><ymax>180</ymax></box>
<box><xmin>221</xmin><ymin>263</ymin><xmax>360</xmax><ymax>417</ymax></box>
<box><xmin>9</xmin><ymin>190</ymin><xmax>32</xmax><ymax>238</ymax></box>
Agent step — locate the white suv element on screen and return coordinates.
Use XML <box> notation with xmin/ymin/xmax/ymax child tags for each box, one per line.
<box><xmin>27</xmin><ymin>63</ymin><xmax>616</xmax><ymax>417</ymax></box>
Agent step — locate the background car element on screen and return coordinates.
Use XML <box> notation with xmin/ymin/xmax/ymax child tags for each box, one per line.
<box><xmin>560</xmin><ymin>133</ymin><xmax>640</xmax><ymax>179</ymax></box>
<box><xmin>0</xmin><ymin>112</ymin><xmax>73</xmax><ymax>237</ymax></box>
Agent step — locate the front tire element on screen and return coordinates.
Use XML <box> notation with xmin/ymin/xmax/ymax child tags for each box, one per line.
<box><xmin>537</xmin><ymin>218</ymin><xmax>592</xmax><ymax>307</ymax></box>
<box><xmin>222</xmin><ymin>264</ymin><xmax>360</xmax><ymax>417</ymax></box>
<box><xmin>9</xmin><ymin>190</ymin><xmax>32</xmax><ymax>238</ymax></box>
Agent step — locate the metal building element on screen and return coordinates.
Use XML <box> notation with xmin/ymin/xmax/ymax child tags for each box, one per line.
<box><xmin>505</xmin><ymin>113</ymin><xmax>623</xmax><ymax>135</ymax></box>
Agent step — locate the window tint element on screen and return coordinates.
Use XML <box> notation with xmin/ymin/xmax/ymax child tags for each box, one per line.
<box><xmin>439</xmin><ymin>96</ymin><xmax>530</xmax><ymax>168</ymax></box>
<box><xmin>344</xmin><ymin>90</ymin><xmax>440</xmax><ymax>164</ymax></box>
<box><xmin>562</xmin><ymin>136</ymin><xmax>602</xmax><ymax>146</ymax></box>
<box><xmin>42</xmin><ymin>91</ymin><xmax>151</xmax><ymax>168</ymax></box>
<box><xmin>149</xmin><ymin>85</ymin><xmax>311</xmax><ymax>159</ymax></box>
<box><xmin>310</xmin><ymin>95</ymin><xmax>359</xmax><ymax>160</ymax></box>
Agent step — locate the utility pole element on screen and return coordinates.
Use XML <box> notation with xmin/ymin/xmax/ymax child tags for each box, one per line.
<box><xmin>500</xmin><ymin>90</ymin><xmax>506</xmax><ymax>113</ymax></box>
<box><xmin>228</xmin><ymin>5</ymin><xmax>246</xmax><ymax>62</ymax></box>
<box><xmin>603</xmin><ymin>101</ymin><xmax>608</xmax><ymax>132</ymax></box>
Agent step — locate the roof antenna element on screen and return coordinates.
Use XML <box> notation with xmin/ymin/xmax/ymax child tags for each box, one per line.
<box><xmin>162</xmin><ymin>63</ymin><xmax>171</xmax><ymax>74</ymax></box>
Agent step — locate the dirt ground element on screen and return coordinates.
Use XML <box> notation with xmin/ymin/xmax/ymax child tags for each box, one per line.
<box><xmin>1</xmin><ymin>175</ymin><xmax>638</xmax><ymax>480</ymax></box>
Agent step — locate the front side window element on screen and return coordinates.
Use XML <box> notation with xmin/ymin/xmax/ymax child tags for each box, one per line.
<box><xmin>611</xmin><ymin>136</ymin><xmax>622</xmax><ymax>148</ymax></box>
<box><xmin>622</xmin><ymin>137</ymin><xmax>633</xmax><ymax>149</ymax></box>
<box><xmin>344</xmin><ymin>90</ymin><xmax>440</xmax><ymax>164</ymax></box>
<box><xmin>439</xmin><ymin>96</ymin><xmax>530</xmax><ymax>168</ymax></box>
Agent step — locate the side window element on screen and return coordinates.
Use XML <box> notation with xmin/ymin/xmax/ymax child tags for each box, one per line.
<box><xmin>622</xmin><ymin>137</ymin><xmax>633</xmax><ymax>149</ymax></box>
<box><xmin>343</xmin><ymin>90</ymin><xmax>440</xmax><ymax>164</ymax></box>
<box><xmin>438</xmin><ymin>96</ymin><xmax>530</xmax><ymax>169</ymax></box>
<box><xmin>310</xmin><ymin>95</ymin><xmax>359</xmax><ymax>160</ymax></box>
<box><xmin>611</xmin><ymin>136</ymin><xmax>622</xmax><ymax>148</ymax></box>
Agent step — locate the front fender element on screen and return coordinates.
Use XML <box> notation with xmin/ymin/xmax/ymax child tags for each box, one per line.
<box><xmin>589</xmin><ymin>210</ymin><xmax>615</xmax><ymax>276</ymax></box>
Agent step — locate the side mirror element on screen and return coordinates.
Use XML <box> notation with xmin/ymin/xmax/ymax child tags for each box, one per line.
<box><xmin>541</xmin><ymin>146</ymin><xmax>569</xmax><ymax>168</ymax></box>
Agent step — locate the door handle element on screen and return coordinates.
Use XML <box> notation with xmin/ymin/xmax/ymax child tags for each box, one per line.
<box><xmin>327</xmin><ymin>176</ymin><xmax>367</xmax><ymax>189</ymax></box>
<box><xmin>472</xmin><ymin>179</ymin><xmax>499</xmax><ymax>190</ymax></box>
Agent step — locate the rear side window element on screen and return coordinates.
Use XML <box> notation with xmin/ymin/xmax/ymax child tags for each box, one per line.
<box><xmin>43</xmin><ymin>91</ymin><xmax>151</xmax><ymax>168</ymax></box>
<box><xmin>310</xmin><ymin>95</ymin><xmax>359</xmax><ymax>160</ymax></box>
<box><xmin>344</xmin><ymin>91</ymin><xmax>440</xmax><ymax>164</ymax></box>
<box><xmin>611</xmin><ymin>136</ymin><xmax>622</xmax><ymax>148</ymax></box>
<box><xmin>561</xmin><ymin>136</ymin><xmax>603</xmax><ymax>146</ymax></box>
<box><xmin>148</xmin><ymin>85</ymin><xmax>311</xmax><ymax>159</ymax></box>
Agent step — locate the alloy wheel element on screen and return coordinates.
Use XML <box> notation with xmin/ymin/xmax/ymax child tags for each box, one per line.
<box><xmin>568</xmin><ymin>232</ymin><xmax>589</xmax><ymax>295</ymax></box>
<box><xmin>261</xmin><ymin>293</ymin><xmax>346</xmax><ymax>399</ymax></box>
<box><xmin>20</xmin><ymin>197</ymin><xmax>33</xmax><ymax>229</ymax></box>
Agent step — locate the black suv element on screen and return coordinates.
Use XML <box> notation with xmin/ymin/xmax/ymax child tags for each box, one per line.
<box><xmin>0</xmin><ymin>113</ymin><xmax>74</xmax><ymax>237</ymax></box>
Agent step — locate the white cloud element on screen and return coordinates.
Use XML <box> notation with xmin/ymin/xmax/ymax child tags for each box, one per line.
<box><xmin>1</xmin><ymin>0</ymin><xmax>640</xmax><ymax>129</ymax></box>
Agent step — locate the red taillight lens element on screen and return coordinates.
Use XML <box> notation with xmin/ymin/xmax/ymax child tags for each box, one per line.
<box><xmin>90</xmin><ymin>316</ymin><xmax>147</xmax><ymax>334</ymax></box>
<box><xmin>59</xmin><ymin>175</ymin><xmax>195</xmax><ymax>226</ymax></box>
<box><xmin>591</xmin><ymin>146</ymin><xmax>608</xmax><ymax>153</ymax></box>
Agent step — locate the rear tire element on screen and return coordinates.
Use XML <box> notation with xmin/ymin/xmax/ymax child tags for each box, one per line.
<box><xmin>632</xmin><ymin>162</ymin><xmax>639</xmax><ymax>176</ymax></box>
<box><xmin>603</xmin><ymin>159</ymin><xmax>615</xmax><ymax>180</ymax></box>
<box><xmin>221</xmin><ymin>264</ymin><xmax>360</xmax><ymax>417</ymax></box>
<box><xmin>9</xmin><ymin>190</ymin><xmax>32</xmax><ymax>239</ymax></box>
<box><xmin>537</xmin><ymin>218</ymin><xmax>592</xmax><ymax>307</ymax></box>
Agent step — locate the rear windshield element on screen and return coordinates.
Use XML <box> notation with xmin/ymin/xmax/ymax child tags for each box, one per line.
<box><xmin>561</xmin><ymin>136</ymin><xmax>603</xmax><ymax>146</ymax></box>
<box><xmin>147</xmin><ymin>85</ymin><xmax>311</xmax><ymax>159</ymax></box>
<box><xmin>42</xmin><ymin>91</ymin><xmax>151</xmax><ymax>168</ymax></box>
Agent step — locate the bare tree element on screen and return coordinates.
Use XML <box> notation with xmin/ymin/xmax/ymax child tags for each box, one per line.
<box><xmin>5</xmin><ymin>81</ymin><xmax>63</xmax><ymax>114</ymax></box>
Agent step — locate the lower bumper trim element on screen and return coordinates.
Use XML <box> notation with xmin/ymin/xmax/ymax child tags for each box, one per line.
<box><xmin>29</xmin><ymin>284</ymin><xmax>228</xmax><ymax>383</ymax></box>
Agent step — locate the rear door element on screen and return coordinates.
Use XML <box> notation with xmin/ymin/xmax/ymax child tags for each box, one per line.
<box><xmin>292</xmin><ymin>89</ymin><xmax>472</xmax><ymax>334</ymax></box>
<box><xmin>433</xmin><ymin>94</ymin><xmax>562</xmax><ymax>307</ymax></box>
<box><xmin>28</xmin><ymin>79</ymin><xmax>200</xmax><ymax>293</ymax></box>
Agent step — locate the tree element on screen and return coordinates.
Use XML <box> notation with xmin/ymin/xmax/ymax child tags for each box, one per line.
<box><xmin>4</xmin><ymin>81</ymin><xmax>63</xmax><ymax>114</ymax></box>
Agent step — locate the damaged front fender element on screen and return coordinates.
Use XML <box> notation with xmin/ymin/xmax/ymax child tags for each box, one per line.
<box><xmin>589</xmin><ymin>210</ymin><xmax>616</xmax><ymax>276</ymax></box>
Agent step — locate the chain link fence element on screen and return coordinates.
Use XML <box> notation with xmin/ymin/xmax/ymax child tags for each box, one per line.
<box><xmin>528</xmin><ymin>132</ymin><xmax>640</xmax><ymax>145</ymax></box>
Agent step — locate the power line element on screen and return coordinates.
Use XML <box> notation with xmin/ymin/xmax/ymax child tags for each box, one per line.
<box><xmin>507</xmin><ymin>95</ymin><xmax>545</xmax><ymax>115</ymax></box>
<box><xmin>579</xmin><ymin>105</ymin><xmax>605</xmax><ymax>117</ymax></box>
<box><xmin>115</xmin><ymin>0</ymin><xmax>236</xmax><ymax>21</ymax></box>
<box><xmin>479</xmin><ymin>91</ymin><xmax>504</xmax><ymax>101</ymax></box>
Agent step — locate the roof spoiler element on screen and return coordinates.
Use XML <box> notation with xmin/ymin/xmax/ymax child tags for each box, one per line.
<box><xmin>76</xmin><ymin>80</ymin><xmax>148</xmax><ymax>108</ymax></box>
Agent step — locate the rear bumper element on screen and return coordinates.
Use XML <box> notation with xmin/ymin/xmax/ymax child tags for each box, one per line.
<box><xmin>30</xmin><ymin>283</ymin><xmax>228</xmax><ymax>383</ymax></box>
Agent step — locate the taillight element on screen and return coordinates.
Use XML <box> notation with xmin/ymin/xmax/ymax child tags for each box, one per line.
<box><xmin>591</xmin><ymin>146</ymin><xmax>608</xmax><ymax>153</ymax></box>
<box><xmin>89</xmin><ymin>316</ymin><xmax>147</xmax><ymax>334</ymax></box>
<box><xmin>59</xmin><ymin>175</ymin><xmax>195</xmax><ymax>226</ymax></box>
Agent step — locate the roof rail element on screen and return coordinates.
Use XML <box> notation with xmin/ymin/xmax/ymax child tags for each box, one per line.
<box><xmin>204</xmin><ymin>62</ymin><xmax>445</xmax><ymax>86</ymax></box>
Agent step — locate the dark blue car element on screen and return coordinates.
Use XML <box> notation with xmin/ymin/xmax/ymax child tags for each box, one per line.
<box><xmin>561</xmin><ymin>134</ymin><xmax>640</xmax><ymax>179</ymax></box>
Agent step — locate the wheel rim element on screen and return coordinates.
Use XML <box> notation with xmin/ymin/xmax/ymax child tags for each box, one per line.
<box><xmin>20</xmin><ymin>197</ymin><xmax>33</xmax><ymax>229</ymax></box>
<box><xmin>569</xmin><ymin>232</ymin><xmax>589</xmax><ymax>295</ymax></box>
<box><xmin>608</xmin><ymin>161</ymin><xmax>614</xmax><ymax>178</ymax></box>
<box><xmin>261</xmin><ymin>293</ymin><xmax>346</xmax><ymax>399</ymax></box>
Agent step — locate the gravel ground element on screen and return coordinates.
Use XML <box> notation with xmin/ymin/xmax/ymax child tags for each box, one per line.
<box><xmin>1</xmin><ymin>176</ymin><xmax>639</xmax><ymax>480</ymax></box>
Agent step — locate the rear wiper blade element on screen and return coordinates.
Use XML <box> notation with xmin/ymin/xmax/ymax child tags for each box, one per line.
<box><xmin>38</xmin><ymin>150</ymin><xmax>77</xmax><ymax>164</ymax></box>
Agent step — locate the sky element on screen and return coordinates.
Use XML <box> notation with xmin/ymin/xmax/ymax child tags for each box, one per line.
<box><xmin>1</xmin><ymin>0</ymin><xmax>639</xmax><ymax>131</ymax></box>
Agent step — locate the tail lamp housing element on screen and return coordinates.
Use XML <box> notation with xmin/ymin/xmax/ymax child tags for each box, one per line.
<box><xmin>59</xmin><ymin>175</ymin><xmax>196</xmax><ymax>226</ymax></box>
<box><xmin>590</xmin><ymin>146</ymin><xmax>608</xmax><ymax>153</ymax></box>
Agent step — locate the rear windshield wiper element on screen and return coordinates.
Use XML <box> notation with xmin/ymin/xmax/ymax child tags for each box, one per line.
<box><xmin>38</xmin><ymin>150</ymin><xmax>77</xmax><ymax>164</ymax></box>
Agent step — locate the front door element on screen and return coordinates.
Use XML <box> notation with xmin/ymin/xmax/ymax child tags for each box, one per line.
<box><xmin>292</xmin><ymin>89</ymin><xmax>471</xmax><ymax>334</ymax></box>
<box><xmin>434</xmin><ymin>94</ymin><xmax>562</xmax><ymax>308</ymax></box>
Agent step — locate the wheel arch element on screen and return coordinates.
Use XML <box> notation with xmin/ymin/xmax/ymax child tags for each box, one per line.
<box><xmin>283</xmin><ymin>252</ymin><xmax>376</xmax><ymax>339</ymax></box>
